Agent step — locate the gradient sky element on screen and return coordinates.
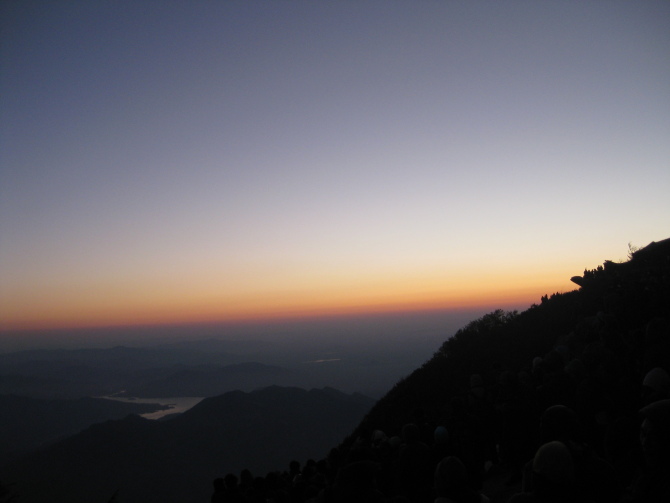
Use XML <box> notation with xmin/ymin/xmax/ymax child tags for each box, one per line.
<box><xmin>1</xmin><ymin>1</ymin><xmax>669</xmax><ymax>332</ymax></box>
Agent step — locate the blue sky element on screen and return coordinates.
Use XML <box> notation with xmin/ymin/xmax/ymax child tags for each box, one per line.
<box><xmin>1</xmin><ymin>1</ymin><xmax>669</xmax><ymax>330</ymax></box>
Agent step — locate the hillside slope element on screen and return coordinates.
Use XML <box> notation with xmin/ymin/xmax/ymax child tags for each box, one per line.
<box><xmin>0</xmin><ymin>395</ymin><xmax>167</xmax><ymax>464</ymax></box>
<box><xmin>1</xmin><ymin>386</ymin><xmax>374</xmax><ymax>503</ymax></box>
<box><xmin>348</xmin><ymin>238</ymin><xmax>670</xmax><ymax>442</ymax></box>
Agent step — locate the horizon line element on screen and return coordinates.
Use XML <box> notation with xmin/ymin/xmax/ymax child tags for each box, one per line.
<box><xmin>0</xmin><ymin>294</ymin><xmax>555</xmax><ymax>335</ymax></box>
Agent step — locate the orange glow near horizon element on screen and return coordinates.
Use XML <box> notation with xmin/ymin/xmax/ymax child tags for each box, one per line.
<box><xmin>0</xmin><ymin>266</ymin><xmax>576</xmax><ymax>332</ymax></box>
<box><xmin>2</xmin><ymin>2</ymin><xmax>668</xmax><ymax>341</ymax></box>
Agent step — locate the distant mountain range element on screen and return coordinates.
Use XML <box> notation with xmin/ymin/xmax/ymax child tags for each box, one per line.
<box><xmin>0</xmin><ymin>349</ymin><xmax>305</xmax><ymax>399</ymax></box>
<box><xmin>121</xmin><ymin>362</ymin><xmax>295</xmax><ymax>397</ymax></box>
<box><xmin>0</xmin><ymin>329</ymin><xmax>438</xmax><ymax>399</ymax></box>
<box><xmin>1</xmin><ymin>386</ymin><xmax>374</xmax><ymax>503</ymax></box>
<box><xmin>0</xmin><ymin>344</ymin><xmax>294</xmax><ymax>399</ymax></box>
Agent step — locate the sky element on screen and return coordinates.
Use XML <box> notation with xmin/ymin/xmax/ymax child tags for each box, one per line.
<box><xmin>1</xmin><ymin>0</ymin><xmax>669</xmax><ymax>333</ymax></box>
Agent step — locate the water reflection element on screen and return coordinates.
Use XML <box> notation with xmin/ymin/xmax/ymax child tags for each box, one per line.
<box><xmin>99</xmin><ymin>395</ymin><xmax>204</xmax><ymax>419</ymax></box>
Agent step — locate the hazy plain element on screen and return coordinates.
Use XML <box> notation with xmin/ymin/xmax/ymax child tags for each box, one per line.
<box><xmin>0</xmin><ymin>306</ymin><xmax>505</xmax><ymax>398</ymax></box>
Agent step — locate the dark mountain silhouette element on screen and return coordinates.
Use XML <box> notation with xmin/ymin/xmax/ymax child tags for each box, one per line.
<box><xmin>0</xmin><ymin>395</ymin><xmax>167</xmax><ymax>465</ymax></box>
<box><xmin>348</xmin><ymin>238</ymin><xmax>670</xmax><ymax>440</ymax></box>
<box><xmin>1</xmin><ymin>386</ymin><xmax>374</xmax><ymax>503</ymax></box>
<box><xmin>325</xmin><ymin>238</ymin><xmax>669</xmax><ymax>502</ymax></box>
